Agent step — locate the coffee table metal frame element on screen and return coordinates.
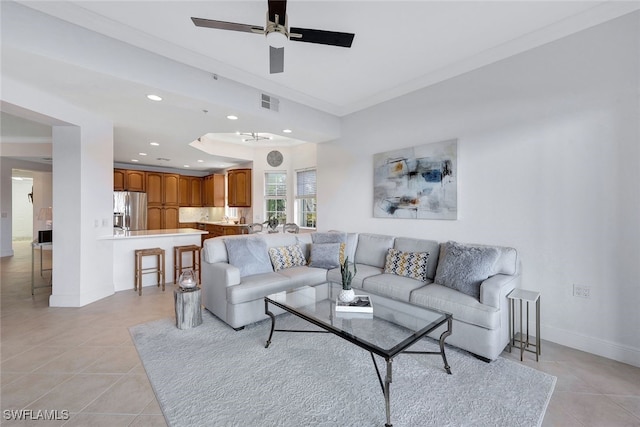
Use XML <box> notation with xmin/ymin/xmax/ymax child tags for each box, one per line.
<box><xmin>264</xmin><ymin>284</ymin><xmax>452</xmax><ymax>427</ymax></box>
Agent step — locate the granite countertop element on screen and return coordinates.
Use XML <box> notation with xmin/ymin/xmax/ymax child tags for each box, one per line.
<box><xmin>103</xmin><ymin>228</ymin><xmax>208</xmax><ymax>240</ymax></box>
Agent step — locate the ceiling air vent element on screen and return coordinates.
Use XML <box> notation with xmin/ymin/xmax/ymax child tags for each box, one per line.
<box><xmin>261</xmin><ymin>94</ymin><xmax>279</xmax><ymax>112</ymax></box>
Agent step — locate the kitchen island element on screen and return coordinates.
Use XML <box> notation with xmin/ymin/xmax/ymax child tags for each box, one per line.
<box><xmin>103</xmin><ymin>228</ymin><xmax>207</xmax><ymax>292</ymax></box>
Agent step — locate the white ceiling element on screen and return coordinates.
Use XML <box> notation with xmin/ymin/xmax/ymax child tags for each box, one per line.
<box><xmin>2</xmin><ymin>1</ymin><xmax>638</xmax><ymax>172</ymax></box>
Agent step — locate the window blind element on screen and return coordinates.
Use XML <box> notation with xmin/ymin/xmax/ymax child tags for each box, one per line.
<box><xmin>296</xmin><ymin>169</ymin><xmax>316</xmax><ymax>198</ymax></box>
<box><xmin>265</xmin><ymin>172</ymin><xmax>286</xmax><ymax>197</ymax></box>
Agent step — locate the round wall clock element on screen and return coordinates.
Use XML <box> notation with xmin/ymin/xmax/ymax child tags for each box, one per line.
<box><xmin>267</xmin><ymin>150</ymin><xmax>283</xmax><ymax>167</ymax></box>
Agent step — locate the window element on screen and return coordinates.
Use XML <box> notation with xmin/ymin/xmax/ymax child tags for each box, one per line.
<box><xmin>296</xmin><ymin>169</ymin><xmax>316</xmax><ymax>228</ymax></box>
<box><xmin>264</xmin><ymin>172</ymin><xmax>287</xmax><ymax>223</ymax></box>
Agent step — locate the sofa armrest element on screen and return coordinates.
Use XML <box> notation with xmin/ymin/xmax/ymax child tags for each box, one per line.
<box><xmin>480</xmin><ymin>273</ymin><xmax>520</xmax><ymax>309</ymax></box>
<box><xmin>201</xmin><ymin>262</ymin><xmax>241</xmax><ymax>321</ymax></box>
<box><xmin>207</xmin><ymin>262</ymin><xmax>241</xmax><ymax>287</ymax></box>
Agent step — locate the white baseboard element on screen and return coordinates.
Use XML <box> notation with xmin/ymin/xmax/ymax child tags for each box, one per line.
<box><xmin>543</xmin><ymin>324</ymin><xmax>640</xmax><ymax>368</ymax></box>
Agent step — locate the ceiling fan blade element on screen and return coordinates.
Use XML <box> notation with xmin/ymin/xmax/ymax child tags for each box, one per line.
<box><xmin>269</xmin><ymin>46</ymin><xmax>284</xmax><ymax>74</ymax></box>
<box><xmin>289</xmin><ymin>27</ymin><xmax>355</xmax><ymax>48</ymax></box>
<box><xmin>191</xmin><ymin>17</ymin><xmax>263</xmax><ymax>34</ymax></box>
<box><xmin>268</xmin><ymin>0</ymin><xmax>287</xmax><ymax>25</ymax></box>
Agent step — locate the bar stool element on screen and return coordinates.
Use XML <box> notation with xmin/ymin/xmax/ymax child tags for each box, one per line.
<box><xmin>173</xmin><ymin>244</ymin><xmax>202</xmax><ymax>285</ymax></box>
<box><xmin>134</xmin><ymin>247</ymin><xmax>165</xmax><ymax>296</ymax></box>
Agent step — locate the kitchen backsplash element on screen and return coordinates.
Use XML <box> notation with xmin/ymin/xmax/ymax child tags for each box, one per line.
<box><xmin>179</xmin><ymin>207</ymin><xmax>224</xmax><ymax>223</ymax></box>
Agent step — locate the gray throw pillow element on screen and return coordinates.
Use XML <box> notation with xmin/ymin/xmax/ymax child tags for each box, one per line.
<box><xmin>434</xmin><ymin>241</ymin><xmax>500</xmax><ymax>300</ymax></box>
<box><xmin>224</xmin><ymin>237</ymin><xmax>273</xmax><ymax>278</ymax></box>
<box><xmin>311</xmin><ymin>231</ymin><xmax>347</xmax><ymax>244</ymax></box>
<box><xmin>308</xmin><ymin>243</ymin><xmax>345</xmax><ymax>269</ymax></box>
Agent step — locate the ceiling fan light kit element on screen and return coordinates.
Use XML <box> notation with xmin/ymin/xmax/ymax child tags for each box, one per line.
<box><xmin>192</xmin><ymin>0</ymin><xmax>355</xmax><ymax>74</ymax></box>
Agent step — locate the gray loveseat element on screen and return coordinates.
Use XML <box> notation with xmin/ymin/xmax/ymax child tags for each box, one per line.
<box><xmin>201</xmin><ymin>232</ymin><xmax>520</xmax><ymax>361</ymax></box>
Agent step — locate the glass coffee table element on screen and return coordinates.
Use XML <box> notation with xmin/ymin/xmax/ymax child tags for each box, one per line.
<box><xmin>264</xmin><ymin>282</ymin><xmax>452</xmax><ymax>427</ymax></box>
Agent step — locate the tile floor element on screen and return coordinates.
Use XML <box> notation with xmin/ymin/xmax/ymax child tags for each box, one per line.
<box><xmin>2</xmin><ymin>240</ymin><xmax>639</xmax><ymax>426</ymax></box>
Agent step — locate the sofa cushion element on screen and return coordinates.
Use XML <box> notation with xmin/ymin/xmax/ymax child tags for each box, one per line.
<box><xmin>434</xmin><ymin>241</ymin><xmax>500</xmax><ymax>300</ymax></box>
<box><xmin>226</xmin><ymin>272</ymin><xmax>291</xmax><ymax>304</ymax></box>
<box><xmin>355</xmin><ymin>234</ymin><xmax>395</xmax><ymax>268</ymax></box>
<box><xmin>410</xmin><ymin>284</ymin><xmax>500</xmax><ymax>330</ymax></box>
<box><xmin>276</xmin><ymin>266</ymin><xmax>328</xmax><ymax>288</ymax></box>
<box><xmin>308</xmin><ymin>242</ymin><xmax>345</xmax><ymax>269</ymax></box>
<box><xmin>327</xmin><ymin>263</ymin><xmax>383</xmax><ymax>289</ymax></box>
<box><xmin>268</xmin><ymin>244</ymin><xmax>307</xmax><ymax>271</ymax></box>
<box><xmin>362</xmin><ymin>273</ymin><xmax>429</xmax><ymax>303</ymax></box>
<box><xmin>224</xmin><ymin>237</ymin><xmax>273</xmax><ymax>278</ymax></box>
<box><xmin>394</xmin><ymin>237</ymin><xmax>440</xmax><ymax>280</ymax></box>
<box><xmin>384</xmin><ymin>248</ymin><xmax>429</xmax><ymax>282</ymax></box>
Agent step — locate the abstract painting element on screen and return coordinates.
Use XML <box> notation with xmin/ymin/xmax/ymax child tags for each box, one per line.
<box><xmin>373</xmin><ymin>139</ymin><xmax>457</xmax><ymax>219</ymax></box>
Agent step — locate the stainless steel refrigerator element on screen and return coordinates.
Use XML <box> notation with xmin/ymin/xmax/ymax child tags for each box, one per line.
<box><xmin>114</xmin><ymin>191</ymin><xmax>147</xmax><ymax>231</ymax></box>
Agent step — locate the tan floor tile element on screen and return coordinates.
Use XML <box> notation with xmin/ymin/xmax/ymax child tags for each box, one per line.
<box><xmin>62</xmin><ymin>413</ymin><xmax>135</xmax><ymax>427</ymax></box>
<box><xmin>79</xmin><ymin>328</ymin><xmax>133</xmax><ymax>347</ymax></box>
<box><xmin>1</xmin><ymin>371</ymin><xmax>24</xmax><ymax>387</ymax></box>
<box><xmin>140</xmin><ymin>398</ymin><xmax>163</xmax><ymax>415</ymax></box>
<box><xmin>609</xmin><ymin>395</ymin><xmax>640</xmax><ymax>419</ymax></box>
<box><xmin>128</xmin><ymin>414</ymin><xmax>168</xmax><ymax>427</ymax></box>
<box><xmin>541</xmin><ymin>395</ymin><xmax>584</xmax><ymax>427</ymax></box>
<box><xmin>0</xmin><ymin>373</ymin><xmax>72</xmax><ymax>410</ymax></box>
<box><xmin>33</xmin><ymin>346</ymin><xmax>107</xmax><ymax>374</ymax></box>
<box><xmin>26</xmin><ymin>373</ymin><xmax>122</xmax><ymax>413</ymax></box>
<box><xmin>1</xmin><ymin>346</ymin><xmax>69</xmax><ymax>373</ymax></box>
<box><xmin>81</xmin><ymin>374</ymin><xmax>156</xmax><ymax>415</ymax></box>
<box><xmin>82</xmin><ymin>347</ymin><xmax>142</xmax><ymax>374</ymax></box>
<box><xmin>553</xmin><ymin>391</ymin><xmax>640</xmax><ymax>426</ymax></box>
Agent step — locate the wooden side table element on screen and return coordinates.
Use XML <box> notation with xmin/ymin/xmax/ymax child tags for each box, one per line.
<box><xmin>508</xmin><ymin>288</ymin><xmax>541</xmax><ymax>361</ymax></box>
<box><xmin>174</xmin><ymin>287</ymin><xmax>203</xmax><ymax>330</ymax></box>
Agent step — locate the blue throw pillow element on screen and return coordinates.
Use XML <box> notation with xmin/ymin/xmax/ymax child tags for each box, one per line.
<box><xmin>224</xmin><ymin>237</ymin><xmax>273</xmax><ymax>278</ymax></box>
<box><xmin>311</xmin><ymin>231</ymin><xmax>347</xmax><ymax>244</ymax></box>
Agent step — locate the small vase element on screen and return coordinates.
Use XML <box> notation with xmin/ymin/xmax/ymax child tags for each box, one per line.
<box><xmin>179</xmin><ymin>269</ymin><xmax>197</xmax><ymax>290</ymax></box>
<box><xmin>338</xmin><ymin>288</ymin><xmax>355</xmax><ymax>303</ymax></box>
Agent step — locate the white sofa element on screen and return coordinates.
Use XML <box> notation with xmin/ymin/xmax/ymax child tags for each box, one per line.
<box><xmin>201</xmin><ymin>232</ymin><xmax>520</xmax><ymax>361</ymax></box>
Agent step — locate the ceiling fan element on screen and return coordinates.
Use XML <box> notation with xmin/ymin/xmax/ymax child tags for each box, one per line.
<box><xmin>191</xmin><ymin>0</ymin><xmax>355</xmax><ymax>74</ymax></box>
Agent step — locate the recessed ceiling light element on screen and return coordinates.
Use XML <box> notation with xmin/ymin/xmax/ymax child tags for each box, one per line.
<box><xmin>183</xmin><ymin>165</ymin><xmax>190</xmax><ymax>168</ymax></box>
<box><xmin>131</xmin><ymin>159</ymin><xmax>139</xmax><ymax>162</ymax></box>
<box><xmin>197</xmin><ymin>160</ymin><xmax>204</xmax><ymax>163</ymax></box>
<box><xmin>147</xmin><ymin>94</ymin><xmax>162</xmax><ymax>101</ymax></box>
<box><xmin>139</xmin><ymin>152</ymin><xmax>147</xmax><ymax>156</ymax></box>
<box><xmin>227</xmin><ymin>115</ymin><xmax>238</xmax><ymax>120</ymax></box>
<box><xmin>283</xmin><ymin>129</ymin><xmax>292</xmax><ymax>133</ymax></box>
<box><xmin>150</xmin><ymin>142</ymin><xmax>160</xmax><ymax>146</ymax></box>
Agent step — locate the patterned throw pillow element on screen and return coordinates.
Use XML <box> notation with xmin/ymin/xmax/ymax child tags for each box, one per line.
<box><xmin>268</xmin><ymin>245</ymin><xmax>307</xmax><ymax>271</ymax></box>
<box><xmin>384</xmin><ymin>248</ymin><xmax>429</xmax><ymax>282</ymax></box>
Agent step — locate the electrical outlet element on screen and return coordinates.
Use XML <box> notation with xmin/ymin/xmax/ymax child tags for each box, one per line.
<box><xmin>573</xmin><ymin>284</ymin><xmax>591</xmax><ymax>299</ymax></box>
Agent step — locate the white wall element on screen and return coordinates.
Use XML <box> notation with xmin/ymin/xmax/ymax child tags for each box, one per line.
<box><xmin>251</xmin><ymin>143</ymin><xmax>317</xmax><ymax>224</ymax></box>
<box><xmin>2</xmin><ymin>78</ymin><xmax>115</xmax><ymax>307</ymax></box>
<box><xmin>318</xmin><ymin>12</ymin><xmax>640</xmax><ymax>366</ymax></box>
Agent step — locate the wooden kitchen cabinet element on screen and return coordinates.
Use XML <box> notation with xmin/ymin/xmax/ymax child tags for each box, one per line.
<box><xmin>179</xmin><ymin>176</ymin><xmax>202</xmax><ymax>207</ymax></box>
<box><xmin>114</xmin><ymin>169</ymin><xmax>146</xmax><ymax>192</ymax></box>
<box><xmin>148</xmin><ymin>205</ymin><xmax>179</xmax><ymax>230</ymax></box>
<box><xmin>190</xmin><ymin>177</ymin><xmax>203</xmax><ymax>206</ymax></box>
<box><xmin>114</xmin><ymin>169</ymin><xmax>126</xmax><ymax>191</ymax></box>
<box><xmin>227</xmin><ymin>169</ymin><xmax>252</xmax><ymax>207</ymax></box>
<box><xmin>126</xmin><ymin>170</ymin><xmax>146</xmax><ymax>192</ymax></box>
<box><xmin>203</xmin><ymin>174</ymin><xmax>225</xmax><ymax>207</ymax></box>
<box><xmin>147</xmin><ymin>172</ymin><xmax>180</xmax><ymax>229</ymax></box>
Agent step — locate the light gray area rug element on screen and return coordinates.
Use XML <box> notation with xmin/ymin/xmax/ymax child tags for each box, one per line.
<box><xmin>130</xmin><ymin>311</ymin><xmax>555</xmax><ymax>427</ymax></box>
